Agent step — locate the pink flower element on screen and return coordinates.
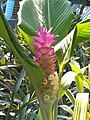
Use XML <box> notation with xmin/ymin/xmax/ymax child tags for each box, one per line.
<box><xmin>31</xmin><ymin>28</ymin><xmax>55</xmax><ymax>48</ymax></box>
<box><xmin>31</xmin><ymin>28</ymin><xmax>56</xmax><ymax>77</ymax></box>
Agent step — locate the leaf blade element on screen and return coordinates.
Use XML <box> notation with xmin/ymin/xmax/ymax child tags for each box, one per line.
<box><xmin>18</xmin><ymin>0</ymin><xmax>73</xmax><ymax>41</ymax></box>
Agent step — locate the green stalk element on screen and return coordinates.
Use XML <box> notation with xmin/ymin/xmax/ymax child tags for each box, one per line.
<box><xmin>37</xmin><ymin>95</ymin><xmax>54</xmax><ymax>120</ymax></box>
<box><xmin>33</xmin><ymin>83</ymin><xmax>55</xmax><ymax>120</ymax></box>
<box><xmin>49</xmin><ymin>64</ymin><xmax>64</xmax><ymax>120</ymax></box>
<box><xmin>52</xmin><ymin>100</ymin><xmax>58</xmax><ymax>120</ymax></box>
<box><xmin>38</xmin><ymin>100</ymin><xmax>48</xmax><ymax>120</ymax></box>
<box><xmin>32</xmin><ymin>83</ymin><xmax>48</xmax><ymax>120</ymax></box>
<box><xmin>45</xmin><ymin>107</ymin><xmax>52</xmax><ymax>120</ymax></box>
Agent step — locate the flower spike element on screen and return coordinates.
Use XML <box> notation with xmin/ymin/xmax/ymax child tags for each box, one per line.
<box><xmin>31</xmin><ymin>27</ymin><xmax>56</xmax><ymax>77</ymax></box>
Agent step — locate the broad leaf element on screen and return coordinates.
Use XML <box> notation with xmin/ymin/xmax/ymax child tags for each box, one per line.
<box><xmin>75</xmin><ymin>73</ymin><xmax>84</xmax><ymax>93</ymax></box>
<box><xmin>18</xmin><ymin>0</ymin><xmax>73</xmax><ymax>42</ymax></box>
<box><xmin>59</xmin><ymin>71</ymin><xmax>76</xmax><ymax>98</ymax></box>
<box><xmin>54</xmin><ymin>19</ymin><xmax>90</xmax><ymax>53</ymax></box>
<box><xmin>76</xmin><ymin>19</ymin><xmax>90</xmax><ymax>43</ymax></box>
<box><xmin>0</xmin><ymin>7</ymin><xmax>59</xmax><ymax>120</ymax></box>
<box><xmin>73</xmin><ymin>93</ymin><xmax>89</xmax><ymax>120</ymax></box>
<box><xmin>0</xmin><ymin>6</ymin><xmax>44</xmax><ymax>87</ymax></box>
<box><xmin>54</xmin><ymin>19</ymin><xmax>90</xmax><ymax>66</ymax></box>
<box><xmin>69</xmin><ymin>61</ymin><xmax>81</xmax><ymax>73</ymax></box>
<box><xmin>54</xmin><ymin>29</ymin><xmax>75</xmax><ymax>65</ymax></box>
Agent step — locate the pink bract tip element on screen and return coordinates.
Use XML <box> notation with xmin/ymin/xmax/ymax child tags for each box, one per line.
<box><xmin>31</xmin><ymin>27</ymin><xmax>56</xmax><ymax>48</ymax></box>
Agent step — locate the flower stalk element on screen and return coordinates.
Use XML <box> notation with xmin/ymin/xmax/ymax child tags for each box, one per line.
<box><xmin>31</xmin><ymin>27</ymin><xmax>59</xmax><ymax>120</ymax></box>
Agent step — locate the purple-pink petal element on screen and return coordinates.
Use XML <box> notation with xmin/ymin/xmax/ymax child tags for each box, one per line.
<box><xmin>31</xmin><ymin>36</ymin><xmax>44</xmax><ymax>43</ymax></box>
<box><xmin>30</xmin><ymin>27</ymin><xmax>56</xmax><ymax>77</ymax></box>
<box><xmin>31</xmin><ymin>27</ymin><xmax>56</xmax><ymax>47</ymax></box>
<box><xmin>33</xmin><ymin>42</ymin><xmax>42</xmax><ymax>49</ymax></box>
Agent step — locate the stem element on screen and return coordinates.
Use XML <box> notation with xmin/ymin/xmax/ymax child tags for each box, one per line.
<box><xmin>39</xmin><ymin>100</ymin><xmax>48</xmax><ymax>120</ymax></box>
<box><xmin>52</xmin><ymin>100</ymin><xmax>58</xmax><ymax>120</ymax></box>
<box><xmin>33</xmin><ymin>84</ymin><xmax>48</xmax><ymax>120</ymax></box>
<box><xmin>45</xmin><ymin>105</ymin><xmax>53</xmax><ymax>120</ymax></box>
<box><xmin>34</xmin><ymin>86</ymin><xmax>54</xmax><ymax>120</ymax></box>
<box><xmin>38</xmin><ymin>96</ymin><xmax>54</xmax><ymax>120</ymax></box>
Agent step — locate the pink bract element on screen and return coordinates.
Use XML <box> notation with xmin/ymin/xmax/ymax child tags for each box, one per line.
<box><xmin>31</xmin><ymin>27</ymin><xmax>56</xmax><ymax>77</ymax></box>
<box><xmin>31</xmin><ymin>28</ymin><xmax>55</xmax><ymax>48</ymax></box>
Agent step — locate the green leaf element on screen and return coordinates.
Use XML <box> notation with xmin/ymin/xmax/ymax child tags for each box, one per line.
<box><xmin>18</xmin><ymin>27</ymin><xmax>35</xmax><ymax>52</ymax></box>
<box><xmin>13</xmin><ymin>97</ymin><xmax>37</xmax><ymax>120</ymax></box>
<box><xmin>75</xmin><ymin>73</ymin><xmax>84</xmax><ymax>93</ymax></box>
<box><xmin>73</xmin><ymin>93</ymin><xmax>89</xmax><ymax>120</ymax></box>
<box><xmin>18</xmin><ymin>0</ymin><xmax>73</xmax><ymax>42</ymax></box>
<box><xmin>0</xmin><ymin>15</ymin><xmax>10</xmax><ymax>44</ymax></box>
<box><xmin>65</xmin><ymin>89</ymin><xmax>75</xmax><ymax>104</ymax></box>
<box><xmin>0</xmin><ymin>8</ymin><xmax>35</xmax><ymax>68</ymax></box>
<box><xmin>84</xmin><ymin>79</ymin><xmax>90</xmax><ymax>89</ymax></box>
<box><xmin>59</xmin><ymin>71</ymin><xmax>75</xmax><ymax>98</ymax></box>
<box><xmin>36</xmin><ymin>109</ymin><xmax>43</xmax><ymax>120</ymax></box>
<box><xmin>13</xmin><ymin>68</ymin><xmax>26</xmax><ymax>97</ymax></box>
<box><xmin>76</xmin><ymin>20</ymin><xmax>90</xmax><ymax>44</ymax></box>
<box><xmin>55</xmin><ymin>19</ymin><xmax>90</xmax><ymax>52</ymax></box>
<box><xmin>0</xmin><ymin>7</ymin><xmax>54</xmax><ymax>120</ymax></box>
<box><xmin>81</xmin><ymin>66</ymin><xmax>88</xmax><ymax>74</ymax></box>
<box><xmin>0</xmin><ymin>6</ymin><xmax>44</xmax><ymax>87</ymax></box>
<box><xmin>69</xmin><ymin>61</ymin><xmax>81</xmax><ymax>73</ymax></box>
<box><xmin>59</xmin><ymin>105</ymin><xmax>74</xmax><ymax>115</ymax></box>
<box><xmin>19</xmin><ymin>94</ymin><xmax>30</xmax><ymax>120</ymax></box>
<box><xmin>54</xmin><ymin>28</ymin><xmax>75</xmax><ymax>65</ymax></box>
<box><xmin>54</xmin><ymin>19</ymin><xmax>90</xmax><ymax>66</ymax></box>
<box><xmin>83</xmin><ymin>65</ymin><xmax>90</xmax><ymax>89</ymax></box>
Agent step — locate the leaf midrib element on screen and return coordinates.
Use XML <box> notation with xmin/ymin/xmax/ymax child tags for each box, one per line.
<box><xmin>47</xmin><ymin>0</ymin><xmax>51</xmax><ymax>28</ymax></box>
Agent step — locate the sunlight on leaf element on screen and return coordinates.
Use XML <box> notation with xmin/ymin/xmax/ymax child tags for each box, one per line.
<box><xmin>18</xmin><ymin>0</ymin><xmax>73</xmax><ymax>42</ymax></box>
<box><xmin>73</xmin><ymin>93</ymin><xmax>89</xmax><ymax>120</ymax></box>
<box><xmin>75</xmin><ymin>73</ymin><xmax>84</xmax><ymax>93</ymax></box>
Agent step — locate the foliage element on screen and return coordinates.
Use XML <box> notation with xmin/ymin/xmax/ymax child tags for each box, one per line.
<box><xmin>73</xmin><ymin>93</ymin><xmax>89</xmax><ymax>120</ymax></box>
<box><xmin>58</xmin><ymin>93</ymin><xmax>89</xmax><ymax>120</ymax></box>
<box><xmin>18</xmin><ymin>0</ymin><xmax>73</xmax><ymax>42</ymax></box>
<box><xmin>58</xmin><ymin>60</ymin><xmax>90</xmax><ymax>120</ymax></box>
<box><xmin>0</xmin><ymin>0</ymin><xmax>90</xmax><ymax>120</ymax></box>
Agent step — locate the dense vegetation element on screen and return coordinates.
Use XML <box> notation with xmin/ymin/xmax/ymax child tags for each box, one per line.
<box><xmin>0</xmin><ymin>0</ymin><xmax>90</xmax><ymax>120</ymax></box>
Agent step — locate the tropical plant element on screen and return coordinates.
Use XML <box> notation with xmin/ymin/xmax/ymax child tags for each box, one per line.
<box><xmin>58</xmin><ymin>93</ymin><xmax>89</xmax><ymax>120</ymax></box>
<box><xmin>57</xmin><ymin>60</ymin><xmax>90</xmax><ymax>120</ymax></box>
<box><xmin>0</xmin><ymin>0</ymin><xmax>90</xmax><ymax>120</ymax></box>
